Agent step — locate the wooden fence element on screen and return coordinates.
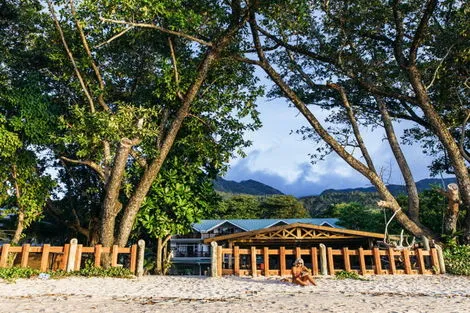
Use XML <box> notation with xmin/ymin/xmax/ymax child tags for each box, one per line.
<box><xmin>0</xmin><ymin>240</ymin><xmax>138</xmax><ymax>274</ymax></box>
<box><xmin>215</xmin><ymin>245</ymin><xmax>445</xmax><ymax>277</ymax></box>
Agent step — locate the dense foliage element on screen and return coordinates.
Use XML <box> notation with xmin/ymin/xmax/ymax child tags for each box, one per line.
<box><xmin>211</xmin><ymin>194</ymin><xmax>310</xmax><ymax>219</ymax></box>
<box><xmin>443</xmin><ymin>243</ymin><xmax>470</xmax><ymax>276</ymax></box>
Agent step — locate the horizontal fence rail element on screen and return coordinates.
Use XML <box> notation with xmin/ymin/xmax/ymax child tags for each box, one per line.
<box><xmin>0</xmin><ymin>240</ymin><xmax>139</xmax><ymax>274</ymax></box>
<box><xmin>215</xmin><ymin>245</ymin><xmax>444</xmax><ymax>277</ymax></box>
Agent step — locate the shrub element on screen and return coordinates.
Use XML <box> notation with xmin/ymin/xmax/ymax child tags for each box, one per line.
<box><xmin>0</xmin><ymin>262</ymin><xmax>134</xmax><ymax>282</ymax></box>
<box><xmin>0</xmin><ymin>267</ymin><xmax>40</xmax><ymax>282</ymax></box>
<box><xmin>443</xmin><ymin>243</ymin><xmax>470</xmax><ymax>276</ymax></box>
<box><xmin>334</xmin><ymin>270</ymin><xmax>368</xmax><ymax>280</ymax></box>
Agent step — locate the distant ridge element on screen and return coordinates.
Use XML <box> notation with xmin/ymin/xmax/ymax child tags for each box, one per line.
<box><xmin>321</xmin><ymin>177</ymin><xmax>456</xmax><ymax>196</ymax></box>
<box><xmin>213</xmin><ymin>177</ymin><xmax>284</xmax><ymax>196</ymax></box>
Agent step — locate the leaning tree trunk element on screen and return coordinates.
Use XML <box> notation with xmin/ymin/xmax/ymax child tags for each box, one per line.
<box><xmin>442</xmin><ymin>183</ymin><xmax>461</xmax><ymax>239</ymax></box>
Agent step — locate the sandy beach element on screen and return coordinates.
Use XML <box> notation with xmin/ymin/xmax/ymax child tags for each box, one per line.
<box><xmin>1</xmin><ymin>274</ymin><xmax>469</xmax><ymax>313</ymax></box>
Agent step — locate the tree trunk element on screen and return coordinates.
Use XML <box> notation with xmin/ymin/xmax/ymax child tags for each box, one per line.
<box><xmin>11</xmin><ymin>211</ymin><xmax>24</xmax><ymax>246</ymax></box>
<box><xmin>407</xmin><ymin>65</ymin><xmax>470</xmax><ymax>243</ymax></box>
<box><xmin>248</xmin><ymin>18</ymin><xmax>439</xmax><ymax>242</ymax></box>
<box><xmin>115</xmin><ymin>17</ymin><xmax>248</xmax><ymax>247</ymax></box>
<box><xmin>100</xmin><ymin>139</ymin><xmax>133</xmax><ymax>248</ymax></box>
<box><xmin>377</xmin><ymin>97</ymin><xmax>420</xmax><ymax>222</ymax></box>
<box><xmin>156</xmin><ymin>237</ymin><xmax>163</xmax><ymax>274</ymax></box>
<box><xmin>443</xmin><ymin>183</ymin><xmax>460</xmax><ymax>238</ymax></box>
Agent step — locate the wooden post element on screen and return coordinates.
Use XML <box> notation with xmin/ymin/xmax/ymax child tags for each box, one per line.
<box><xmin>60</xmin><ymin>244</ymin><xmax>69</xmax><ymax>271</ymax></box>
<box><xmin>295</xmin><ymin>247</ymin><xmax>301</xmax><ymax>260</ymax></box>
<box><xmin>263</xmin><ymin>247</ymin><xmax>269</xmax><ymax>277</ymax></box>
<box><xmin>217</xmin><ymin>246</ymin><xmax>223</xmax><ymax>277</ymax></box>
<box><xmin>67</xmin><ymin>239</ymin><xmax>78</xmax><ymax>272</ymax></box>
<box><xmin>21</xmin><ymin>244</ymin><xmax>31</xmax><ymax>268</ymax></box>
<box><xmin>111</xmin><ymin>245</ymin><xmax>119</xmax><ymax>267</ymax></box>
<box><xmin>311</xmin><ymin>247</ymin><xmax>318</xmax><ymax>276</ymax></box>
<box><xmin>387</xmin><ymin>248</ymin><xmax>396</xmax><ymax>275</ymax></box>
<box><xmin>74</xmin><ymin>244</ymin><xmax>83</xmax><ymax>271</ymax></box>
<box><xmin>435</xmin><ymin>245</ymin><xmax>446</xmax><ymax>274</ymax></box>
<box><xmin>416</xmin><ymin>248</ymin><xmax>425</xmax><ymax>274</ymax></box>
<box><xmin>430</xmin><ymin>248</ymin><xmax>440</xmax><ymax>273</ymax></box>
<box><xmin>156</xmin><ymin>237</ymin><xmax>163</xmax><ymax>274</ymax></box>
<box><xmin>234</xmin><ymin>246</ymin><xmax>240</xmax><ymax>276</ymax></box>
<box><xmin>94</xmin><ymin>244</ymin><xmax>102</xmax><ymax>267</ymax></box>
<box><xmin>136</xmin><ymin>240</ymin><xmax>145</xmax><ymax>277</ymax></box>
<box><xmin>130</xmin><ymin>244</ymin><xmax>137</xmax><ymax>273</ymax></box>
<box><xmin>343</xmin><ymin>247</ymin><xmax>351</xmax><ymax>272</ymax></box>
<box><xmin>358</xmin><ymin>247</ymin><xmax>366</xmax><ymax>275</ymax></box>
<box><xmin>40</xmin><ymin>244</ymin><xmax>51</xmax><ymax>272</ymax></box>
<box><xmin>402</xmin><ymin>249</ymin><xmax>412</xmax><ymax>274</ymax></box>
<box><xmin>251</xmin><ymin>246</ymin><xmax>257</xmax><ymax>277</ymax></box>
<box><xmin>372</xmin><ymin>247</ymin><xmax>382</xmax><ymax>274</ymax></box>
<box><xmin>327</xmin><ymin>247</ymin><xmax>334</xmax><ymax>275</ymax></box>
<box><xmin>228</xmin><ymin>242</ymin><xmax>233</xmax><ymax>269</ymax></box>
<box><xmin>279</xmin><ymin>246</ymin><xmax>286</xmax><ymax>276</ymax></box>
<box><xmin>422</xmin><ymin>236</ymin><xmax>431</xmax><ymax>268</ymax></box>
<box><xmin>0</xmin><ymin>244</ymin><xmax>10</xmax><ymax>268</ymax></box>
<box><xmin>319</xmin><ymin>244</ymin><xmax>327</xmax><ymax>275</ymax></box>
<box><xmin>210</xmin><ymin>242</ymin><xmax>218</xmax><ymax>277</ymax></box>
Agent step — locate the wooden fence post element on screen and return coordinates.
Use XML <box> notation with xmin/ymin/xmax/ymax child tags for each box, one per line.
<box><xmin>217</xmin><ymin>246</ymin><xmax>223</xmax><ymax>277</ymax></box>
<box><xmin>319</xmin><ymin>244</ymin><xmax>327</xmax><ymax>275</ymax></box>
<box><xmin>435</xmin><ymin>245</ymin><xmax>446</xmax><ymax>274</ymax></box>
<box><xmin>358</xmin><ymin>247</ymin><xmax>366</xmax><ymax>275</ymax></box>
<box><xmin>430</xmin><ymin>248</ymin><xmax>440</xmax><ymax>273</ymax></box>
<box><xmin>311</xmin><ymin>247</ymin><xmax>318</xmax><ymax>276</ymax></box>
<box><xmin>40</xmin><ymin>244</ymin><xmax>50</xmax><ymax>272</ymax></box>
<box><xmin>111</xmin><ymin>245</ymin><xmax>119</xmax><ymax>267</ymax></box>
<box><xmin>327</xmin><ymin>247</ymin><xmax>334</xmax><ymax>275</ymax></box>
<box><xmin>416</xmin><ymin>248</ymin><xmax>425</xmax><ymax>274</ymax></box>
<box><xmin>130</xmin><ymin>244</ymin><xmax>137</xmax><ymax>273</ymax></box>
<box><xmin>21</xmin><ymin>244</ymin><xmax>31</xmax><ymax>268</ymax></box>
<box><xmin>210</xmin><ymin>241</ymin><xmax>218</xmax><ymax>277</ymax></box>
<box><xmin>0</xmin><ymin>244</ymin><xmax>10</xmax><ymax>268</ymax></box>
<box><xmin>136</xmin><ymin>240</ymin><xmax>145</xmax><ymax>277</ymax></box>
<box><xmin>387</xmin><ymin>248</ymin><xmax>396</xmax><ymax>275</ymax></box>
<box><xmin>66</xmin><ymin>238</ymin><xmax>78</xmax><ymax>272</ymax></box>
<box><xmin>402</xmin><ymin>249</ymin><xmax>412</xmax><ymax>274</ymax></box>
<box><xmin>94</xmin><ymin>244</ymin><xmax>102</xmax><ymax>267</ymax></box>
<box><xmin>343</xmin><ymin>247</ymin><xmax>351</xmax><ymax>272</ymax></box>
<box><xmin>234</xmin><ymin>246</ymin><xmax>240</xmax><ymax>276</ymax></box>
<box><xmin>373</xmin><ymin>247</ymin><xmax>382</xmax><ymax>274</ymax></box>
<box><xmin>251</xmin><ymin>246</ymin><xmax>257</xmax><ymax>277</ymax></box>
<box><xmin>263</xmin><ymin>247</ymin><xmax>269</xmax><ymax>277</ymax></box>
<box><xmin>74</xmin><ymin>244</ymin><xmax>83</xmax><ymax>271</ymax></box>
<box><xmin>279</xmin><ymin>246</ymin><xmax>286</xmax><ymax>276</ymax></box>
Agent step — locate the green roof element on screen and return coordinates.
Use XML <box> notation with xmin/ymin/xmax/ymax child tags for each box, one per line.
<box><xmin>192</xmin><ymin>218</ymin><xmax>340</xmax><ymax>233</ymax></box>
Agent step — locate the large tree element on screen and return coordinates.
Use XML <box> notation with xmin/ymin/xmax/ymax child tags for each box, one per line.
<box><xmin>240</xmin><ymin>0</ymin><xmax>469</xmax><ymax>243</ymax></box>
<box><xmin>43</xmin><ymin>0</ymin><xmax>260</xmax><ymax>248</ymax></box>
<box><xmin>0</xmin><ymin>0</ymin><xmax>56</xmax><ymax>245</ymax></box>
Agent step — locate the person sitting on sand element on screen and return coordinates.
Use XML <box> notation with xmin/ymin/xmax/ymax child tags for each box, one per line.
<box><xmin>291</xmin><ymin>258</ymin><xmax>317</xmax><ymax>286</ymax></box>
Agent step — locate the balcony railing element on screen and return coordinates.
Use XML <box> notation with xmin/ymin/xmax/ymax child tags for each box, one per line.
<box><xmin>173</xmin><ymin>251</ymin><xmax>211</xmax><ymax>258</ymax></box>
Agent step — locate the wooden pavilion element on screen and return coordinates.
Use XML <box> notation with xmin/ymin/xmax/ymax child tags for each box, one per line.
<box><xmin>203</xmin><ymin>222</ymin><xmax>385</xmax><ymax>249</ymax></box>
<box><xmin>203</xmin><ymin>223</ymin><xmax>442</xmax><ymax>276</ymax></box>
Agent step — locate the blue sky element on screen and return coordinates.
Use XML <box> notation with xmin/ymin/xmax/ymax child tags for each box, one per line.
<box><xmin>223</xmin><ymin>95</ymin><xmax>435</xmax><ymax>197</ymax></box>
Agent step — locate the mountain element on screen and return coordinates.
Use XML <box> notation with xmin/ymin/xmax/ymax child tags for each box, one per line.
<box><xmin>300</xmin><ymin>177</ymin><xmax>456</xmax><ymax>217</ymax></box>
<box><xmin>213</xmin><ymin>178</ymin><xmax>284</xmax><ymax>196</ymax></box>
<box><xmin>320</xmin><ymin>177</ymin><xmax>456</xmax><ymax>195</ymax></box>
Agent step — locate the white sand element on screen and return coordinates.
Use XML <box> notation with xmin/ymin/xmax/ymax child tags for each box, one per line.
<box><xmin>1</xmin><ymin>274</ymin><xmax>470</xmax><ymax>313</ymax></box>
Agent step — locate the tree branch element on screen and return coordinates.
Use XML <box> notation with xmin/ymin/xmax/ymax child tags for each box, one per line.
<box><xmin>100</xmin><ymin>17</ymin><xmax>213</xmax><ymax>47</ymax></box>
<box><xmin>48</xmin><ymin>0</ymin><xmax>95</xmax><ymax>113</ymax></box>
<box><xmin>69</xmin><ymin>0</ymin><xmax>110</xmax><ymax>112</ymax></box>
<box><xmin>168</xmin><ymin>37</ymin><xmax>183</xmax><ymax>100</ymax></box>
<box><xmin>95</xmin><ymin>26</ymin><xmax>134</xmax><ymax>48</ymax></box>
<box><xmin>60</xmin><ymin>156</ymin><xmax>105</xmax><ymax>180</ymax></box>
<box><xmin>409</xmin><ymin>0</ymin><xmax>438</xmax><ymax>64</ymax></box>
<box><xmin>327</xmin><ymin>82</ymin><xmax>377</xmax><ymax>173</ymax></box>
